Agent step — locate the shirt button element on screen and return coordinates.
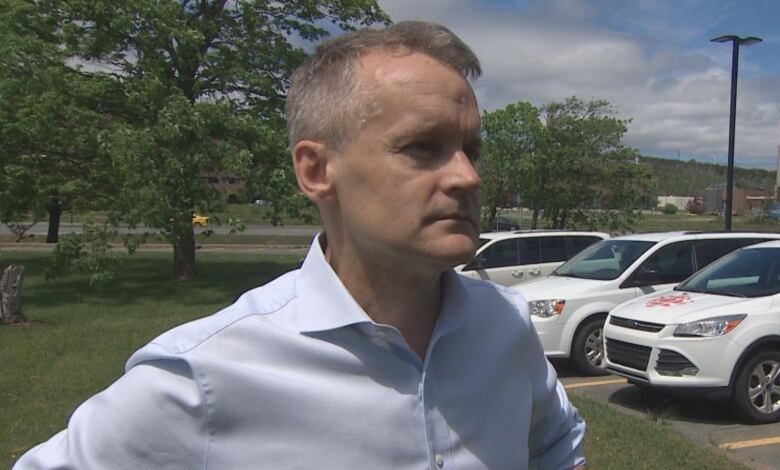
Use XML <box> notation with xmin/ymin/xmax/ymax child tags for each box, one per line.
<box><xmin>435</xmin><ymin>454</ymin><xmax>444</xmax><ymax>468</ymax></box>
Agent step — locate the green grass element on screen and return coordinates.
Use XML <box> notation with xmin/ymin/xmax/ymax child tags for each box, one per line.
<box><xmin>570</xmin><ymin>394</ymin><xmax>748</xmax><ymax>469</ymax></box>
<box><xmin>0</xmin><ymin>251</ymin><xmax>303</xmax><ymax>467</ymax></box>
<box><xmin>0</xmin><ymin>252</ymin><xmax>749</xmax><ymax>468</ymax></box>
<box><xmin>496</xmin><ymin>209</ymin><xmax>780</xmax><ymax>234</ymax></box>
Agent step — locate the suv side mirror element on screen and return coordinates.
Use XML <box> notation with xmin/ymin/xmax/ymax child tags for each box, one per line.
<box><xmin>463</xmin><ymin>258</ymin><xmax>486</xmax><ymax>271</ymax></box>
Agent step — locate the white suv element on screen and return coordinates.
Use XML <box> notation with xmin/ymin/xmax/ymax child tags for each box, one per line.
<box><xmin>603</xmin><ymin>240</ymin><xmax>780</xmax><ymax>423</ymax></box>
<box><xmin>514</xmin><ymin>231</ymin><xmax>780</xmax><ymax>375</ymax></box>
<box><xmin>456</xmin><ymin>230</ymin><xmax>608</xmax><ymax>286</ymax></box>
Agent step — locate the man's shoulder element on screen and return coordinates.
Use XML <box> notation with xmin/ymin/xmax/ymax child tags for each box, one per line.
<box><xmin>128</xmin><ymin>269</ymin><xmax>301</xmax><ymax>365</ymax></box>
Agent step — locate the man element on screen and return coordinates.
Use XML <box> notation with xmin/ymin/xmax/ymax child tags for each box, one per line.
<box><xmin>15</xmin><ymin>21</ymin><xmax>585</xmax><ymax>469</ymax></box>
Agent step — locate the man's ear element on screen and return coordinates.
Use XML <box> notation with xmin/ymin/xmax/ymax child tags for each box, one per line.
<box><xmin>292</xmin><ymin>140</ymin><xmax>336</xmax><ymax>203</ymax></box>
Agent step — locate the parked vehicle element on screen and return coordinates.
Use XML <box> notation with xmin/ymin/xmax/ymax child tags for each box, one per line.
<box><xmin>192</xmin><ymin>214</ymin><xmax>210</xmax><ymax>227</ymax></box>
<box><xmin>456</xmin><ymin>230</ymin><xmax>608</xmax><ymax>287</ymax></box>
<box><xmin>513</xmin><ymin>231</ymin><xmax>780</xmax><ymax>375</ymax></box>
<box><xmin>603</xmin><ymin>240</ymin><xmax>780</xmax><ymax>423</ymax></box>
<box><xmin>491</xmin><ymin>216</ymin><xmax>521</xmax><ymax>231</ymax></box>
<box><xmin>766</xmin><ymin>203</ymin><xmax>780</xmax><ymax>220</ymax></box>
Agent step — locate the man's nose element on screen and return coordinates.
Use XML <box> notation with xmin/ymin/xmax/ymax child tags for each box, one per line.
<box><xmin>442</xmin><ymin>150</ymin><xmax>481</xmax><ymax>193</ymax></box>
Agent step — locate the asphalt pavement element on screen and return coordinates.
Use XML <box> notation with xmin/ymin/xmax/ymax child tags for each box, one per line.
<box><xmin>554</xmin><ymin>359</ymin><xmax>780</xmax><ymax>470</ymax></box>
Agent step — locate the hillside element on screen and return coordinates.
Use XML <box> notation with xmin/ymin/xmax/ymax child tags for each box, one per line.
<box><xmin>640</xmin><ymin>156</ymin><xmax>777</xmax><ymax>196</ymax></box>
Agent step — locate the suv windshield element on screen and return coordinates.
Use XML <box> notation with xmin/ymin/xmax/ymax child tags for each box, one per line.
<box><xmin>677</xmin><ymin>247</ymin><xmax>780</xmax><ymax>298</ymax></box>
<box><xmin>554</xmin><ymin>240</ymin><xmax>655</xmax><ymax>280</ymax></box>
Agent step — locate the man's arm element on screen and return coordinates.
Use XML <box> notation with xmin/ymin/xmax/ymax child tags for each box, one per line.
<box><xmin>527</xmin><ymin>332</ymin><xmax>587</xmax><ymax>469</ymax></box>
<box><xmin>13</xmin><ymin>358</ymin><xmax>208</xmax><ymax>470</ymax></box>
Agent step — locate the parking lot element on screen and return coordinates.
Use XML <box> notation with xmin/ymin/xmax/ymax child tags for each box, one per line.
<box><xmin>554</xmin><ymin>360</ymin><xmax>780</xmax><ymax>469</ymax></box>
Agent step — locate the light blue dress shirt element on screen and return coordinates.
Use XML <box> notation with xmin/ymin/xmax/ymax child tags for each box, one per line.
<box><xmin>15</xmin><ymin>236</ymin><xmax>586</xmax><ymax>469</ymax></box>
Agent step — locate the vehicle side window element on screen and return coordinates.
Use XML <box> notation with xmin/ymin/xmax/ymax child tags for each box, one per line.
<box><xmin>694</xmin><ymin>238</ymin><xmax>770</xmax><ymax>269</ymax></box>
<box><xmin>519</xmin><ymin>237</ymin><xmax>541</xmax><ymax>264</ymax></box>
<box><xmin>638</xmin><ymin>241</ymin><xmax>696</xmax><ymax>284</ymax></box>
<box><xmin>540</xmin><ymin>237</ymin><xmax>567</xmax><ymax>263</ymax></box>
<box><xmin>565</xmin><ymin>236</ymin><xmax>603</xmax><ymax>259</ymax></box>
<box><xmin>470</xmin><ymin>239</ymin><xmax>520</xmax><ymax>269</ymax></box>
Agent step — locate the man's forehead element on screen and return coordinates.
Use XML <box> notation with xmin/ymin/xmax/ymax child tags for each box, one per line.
<box><xmin>356</xmin><ymin>50</ymin><xmax>474</xmax><ymax>98</ymax></box>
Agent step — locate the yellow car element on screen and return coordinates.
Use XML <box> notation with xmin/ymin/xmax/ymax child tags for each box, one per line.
<box><xmin>192</xmin><ymin>214</ymin><xmax>210</xmax><ymax>227</ymax></box>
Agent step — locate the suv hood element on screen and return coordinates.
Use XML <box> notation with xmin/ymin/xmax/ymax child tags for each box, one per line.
<box><xmin>513</xmin><ymin>275</ymin><xmax>610</xmax><ymax>301</ymax></box>
<box><xmin>609</xmin><ymin>290</ymin><xmax>772</xmax><ymax>325</ymax></box>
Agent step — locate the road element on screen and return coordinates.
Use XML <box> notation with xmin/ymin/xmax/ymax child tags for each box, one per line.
<box><xmin>0</xmin><ymin>223</ymin><xmax>322</xmax><ymax>237</ymax></box>
<box><xmin>554</xmin><ymin>360</ymin><xmax>780</xmax><ymax>470</ymax></box>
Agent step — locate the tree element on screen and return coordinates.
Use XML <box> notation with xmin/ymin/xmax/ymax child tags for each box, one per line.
<box><xmin>538</xmin><ymin>97</ymin><xmax>650</xmax><ymax>230</ymax></box>
<box><xmin>6</xmin><ymin>0</ymin><xmax>388</xmax><ymax>280</ymax></box>
<box><xmin>479</xmin><ymin>102</ymin><xmax>544</xmax><ymax>230</ymax></box>
<box><xmin>479</xmin><ymin>97</ymin><xmax>650</xmax><ymax>231</ymax></box>
<box><xmin>0</xmin><ymin>1</ymin><xmax>117</xmax><ymax>243</ymax></box>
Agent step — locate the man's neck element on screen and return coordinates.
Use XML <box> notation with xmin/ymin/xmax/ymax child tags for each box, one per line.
<box><xmin>324</xmin><ymin>237</ymin><xmax>443</xmax><ymax>360</ymax></box>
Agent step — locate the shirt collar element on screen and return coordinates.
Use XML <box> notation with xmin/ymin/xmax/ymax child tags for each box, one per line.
<box><xmin>295</xmin><ymin>233</ymin><xmax>375</xmax><ymax>333</ymax></box>
<box><xmin>295</xmin><ymin>233</ymin><xmax>470</xmax><ymax>336</ymax></box>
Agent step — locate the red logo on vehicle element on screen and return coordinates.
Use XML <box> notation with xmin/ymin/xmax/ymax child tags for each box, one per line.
<box><xmin>645</xmin><ymin>293</ymin><xmax>693</xmax><ymax>307</ymax></box>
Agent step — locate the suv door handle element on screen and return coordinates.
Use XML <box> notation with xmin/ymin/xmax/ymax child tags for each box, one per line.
<box><xmin>529</xmin><ymin>269</ymin><xmax>541</xmax><ymax>276</ymax></box>
<box><xmin>511</xmin><ymin>270</ymin><xmax>524</xmax><ymax>278</ymax></box>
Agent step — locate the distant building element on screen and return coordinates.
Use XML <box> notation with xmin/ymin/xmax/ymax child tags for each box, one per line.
<box><xmin>199</xmin><ymin>173</ymin><xmax>246</xmax><ymax>203</ymax></box>
<box><xmin>657</xmin><ymin>195</ymin><xmax>693</xmax><ymax>211</ymax></box>
<box><xmin>699</xmin><ymin>183</ymin><xmax>774</xmax><ymax>215</ymax></box>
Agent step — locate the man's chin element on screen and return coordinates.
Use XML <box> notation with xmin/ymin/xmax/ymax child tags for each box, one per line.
<box><xmin>429</xmin><ymin>235</ymin><xmax>478</xmax><ymax>267</ymax></box>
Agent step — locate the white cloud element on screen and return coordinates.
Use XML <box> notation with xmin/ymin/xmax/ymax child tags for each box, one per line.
<box><xmin>376</xmin><ymin>0</ymin><xmax>780</xmax><ymax>169</ymax></box>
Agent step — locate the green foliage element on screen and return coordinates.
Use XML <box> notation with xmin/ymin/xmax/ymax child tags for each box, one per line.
<box><xmin>640</xmin><ymin>156</ymin><xmax>776</xmax><ymax>196</ymax></box>
<box><xmin>0</xmin><ymin>0</ymin><xmax>117</xmax><ymax>234</ymax></box>
<box><xmin>45</xmin><ymin>223</ymin><xmax>124</xmax><ymax>286</ymax></box>
<box><xmin>479</xmin><ymin>102</ymin><xmax>544</xmax><ymax>230</ymax></box>
<box><xmin>480</xmin><ymin>97</ymin><xmax>650</xmax><ymax>231</ymax></box>
<box><xmin>1</xmin><ymin>0</ymin><xmax>388</xmax><ymax>280</ymax></box>
<box><xmin>662</xmin><ymin>203</ymin><xmax>678</xmax><ymax>215</ymax></box>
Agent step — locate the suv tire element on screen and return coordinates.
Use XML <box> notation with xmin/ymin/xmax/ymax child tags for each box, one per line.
<box><xmin>572</xmin><ymin>316</ymin><xmax>608</xmax><ymax>376</ymax></box>
<box><xmin>733</xmin><ymin>350</ymin><xmax>780</xmax><ymax>424</ymax></box>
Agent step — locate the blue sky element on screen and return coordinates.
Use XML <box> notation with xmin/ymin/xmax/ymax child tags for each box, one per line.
<box><xmin>376</xmin><ymin>0</ymin><xmax>780</xmax><ymax>170</ymax></box>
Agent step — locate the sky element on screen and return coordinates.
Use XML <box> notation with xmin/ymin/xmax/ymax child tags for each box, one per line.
<box><xmin>374</xmin><ymin>0</ymin><xmax>780</xmax><ymax>170</ymax></box>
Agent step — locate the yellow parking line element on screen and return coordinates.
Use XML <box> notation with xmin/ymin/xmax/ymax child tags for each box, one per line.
<box><xmin>564</xmin><ymin>378</ymin><xmax>627</xmax><ymax>390</ymax></box>
<box><xmin>719</xmin><ymin>436</ymin><xmax>780</xmax><ymax>450</ymax></box>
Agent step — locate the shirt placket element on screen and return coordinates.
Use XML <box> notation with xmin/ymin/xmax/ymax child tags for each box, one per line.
<box><xmin>372</xmin><ymin>324</ymin><xmax>455</xmax><ymax>469</ymax></box>
<box><xmin>420</xmin><ymin>360</ymin><xmax>452</xmax><ymax>469</ymax></box>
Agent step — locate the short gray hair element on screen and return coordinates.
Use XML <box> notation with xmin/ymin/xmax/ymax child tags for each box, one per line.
<box><xmin>285</xmin><ymin>21</ymin><xmax>481</xmax><ymax>150</ymax></box>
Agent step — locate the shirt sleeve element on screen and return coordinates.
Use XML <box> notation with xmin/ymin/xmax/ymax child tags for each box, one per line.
<box><xmin>13</xmin><ymin>358</ymin><xmax>208</xmax><ymax>470</ymax></box>
<box><xmin>527</xmin><ymin>332</ymin><xmax>587</xmax><ymax>469</ymax></box>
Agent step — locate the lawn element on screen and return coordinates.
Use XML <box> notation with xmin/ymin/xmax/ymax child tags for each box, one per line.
<box><xmin>0</xmin><ymin>251</ymin><xmax>748</xmax><ymax>468</ymax></box>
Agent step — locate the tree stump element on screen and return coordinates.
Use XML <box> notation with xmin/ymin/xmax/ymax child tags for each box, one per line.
<box><xmin>1</xmin><ymin>264</ymin><xmax>26</xmax><ymax>323</ymax></box>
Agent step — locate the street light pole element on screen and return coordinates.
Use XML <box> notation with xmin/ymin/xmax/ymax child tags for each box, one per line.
<box><xmin>711</xmin><ymin>35</ymin><xmax>762</xmax><ymax>230</ymax></box>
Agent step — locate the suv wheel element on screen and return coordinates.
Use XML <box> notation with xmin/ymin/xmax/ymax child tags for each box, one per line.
<box><xmin>733</xmin><ymin>350</ymin><xmax>780</xmax><ymax>424</ymax></box>
<box><xmin>572</xmin><ymin>316</ymin><xmax>608</xmax><ymax>376</ymax></box>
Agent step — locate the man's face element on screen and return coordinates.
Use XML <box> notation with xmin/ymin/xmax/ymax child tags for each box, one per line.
<box><xmin>329</xmin><ymin>51</ymin><xmax>481</xmax><ymax>271</ymax></box>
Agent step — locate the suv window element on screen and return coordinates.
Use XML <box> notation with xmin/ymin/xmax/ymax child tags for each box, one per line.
<box><xmin>470</xmin><ymin>239</ymin><xmax>519</xmax><ymax>269</ymax></box>
<box><xmin>566</xmin><ymin>236</ymin><xmax>604</xmax><ymax>258</ymax></box>
<box><xmin>636</xmin><ymin>241</ymin><xmax>696</xmax><ymax>284</ymax></box>
<box><xmin>540</xmin><ymin>237</ymin><xmax>566</xmax><ymax>263</ymax></box>
<box><xmin>519</xmin><ymin>237</ymin><xmax>541</xmax><ymax>264</ymax></box>
<box><xmin>695</xmin><ymin>238</ymin><xmax>771</xmax><ymax>268</ymax></box>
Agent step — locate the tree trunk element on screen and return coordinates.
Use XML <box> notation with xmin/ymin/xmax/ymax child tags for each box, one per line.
<box><xmin>531</xmin><ymin>208</ymin><xmax>540</xmax><ymax>229</ymax></box>
<box><xmin>487</xmin><ymin>205</ymin><xmax>498</xmax><ymax>231</ymax></box>
<box><xmin>1</xmin><ymin>264</ymin><xmax>26</xmax><ymax>323</ymax></box>
<box><xmin>173</xmin><ymin>225</ymin><xmax>197</xmax><ymax>281</ymax></box>
<box><xmin>559</xmin><ymin>209</ymin><xmax>568</xmax><ymax>229</ymax></box>
<box><xmin>46</xmin><ymin>199</ymin><xmax>62</xmax><ymax>243</ymax></box>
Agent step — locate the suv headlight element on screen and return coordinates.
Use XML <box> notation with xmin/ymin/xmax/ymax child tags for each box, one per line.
<box><xmin>528</xmin><ymin>299</ymin><xmax>566</xmax><ymax>318</ymax></box>
<box><xmin>673</xmin><ymin>314</ymin><xmax>746</xmax><ymax>337</ymax></box>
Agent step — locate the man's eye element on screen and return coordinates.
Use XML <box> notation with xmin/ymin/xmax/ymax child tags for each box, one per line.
<box><xmin>406</xmin><ymin>141</ymin><xmax>439</xmax><ymax>154</ymax></box>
